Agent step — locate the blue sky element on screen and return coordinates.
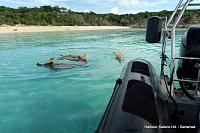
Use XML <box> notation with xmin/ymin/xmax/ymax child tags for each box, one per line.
<box><xmin>0</xmin><ymin>0</ymin><xmax>181</xmax><ymax>14</ymax></box>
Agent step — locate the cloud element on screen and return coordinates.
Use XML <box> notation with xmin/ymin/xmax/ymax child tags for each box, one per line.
<box><xmin>0</xmin><ymin>0</ymin><xmax>26</xmax><ymax>5</ymax></box>
<box><xmin>54</xmin><ymin>0</ymin><xmax>71</xmax><ymax>1</ymax></box>
<box><xmin>36</xmin><ymin>0</ymin><xmax>49</xmax><ymax>5</ymax></box>
<box><xmin>111</xmin><ymin>7</ymin><xmax>119</xmax><ymax>14</ymax></box>
<box><xmin>34</xmin><ymin>0</ymin><xmax>69</xmax><ymax>8</ymax></box>
<box><xmin>117</xmin><ymin>0</ymin><xmax>167</xmax><ymax>7</ymax></box>
<box><xmin>83</xmin><ymin>9</ymin><xmax>90</xmax><ymax>12</ymax></box>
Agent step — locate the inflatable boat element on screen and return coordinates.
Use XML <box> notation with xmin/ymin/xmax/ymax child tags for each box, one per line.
<box><xmin>96</xmin><ymin>0</ymin><xmax>200</xmax><ymax>133</ymax></box>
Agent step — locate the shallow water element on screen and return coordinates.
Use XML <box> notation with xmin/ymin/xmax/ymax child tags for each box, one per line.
<box><xmin>0</xmin><ymin>29</ymin><xmax>186</xmax><ymax>133</ymax></box>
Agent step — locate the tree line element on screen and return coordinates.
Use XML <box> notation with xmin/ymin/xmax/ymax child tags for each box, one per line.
<box><xmin>0</xmin><ymin>6</ymin><xmax>199</xmax><ymax>27</ymax></box>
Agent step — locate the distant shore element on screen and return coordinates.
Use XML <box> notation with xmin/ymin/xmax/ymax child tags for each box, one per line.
<box><xmin>0</xmin><ymin>25</ymin><xmax>131</xmax><ymax>34</ymax></box>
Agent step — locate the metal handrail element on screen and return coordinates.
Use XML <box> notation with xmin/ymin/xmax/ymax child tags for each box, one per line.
<box><xmin>174</xmin><ymin>79</ymin><xmax>200</xmax><ymax>83</ymax></box>
<box><xmin>161</xmin><ymin>0</ymin><xmax>200</xmax><ymax>99</ymax></box>
<box><xmin>178</xmin><ymin>0</ymin><xmax>194</xmax><ymax>8</ymax></box>
<box><xmin>175</xmin><ymin>57</ymin><xmax>200</xmax><ymax>60</ymax></box>
<box><xmin>195</xmin><ymin>69</ymin><xmax>200</xmax><ymax>96</ymax></box>
<box><xmin>167</xmin><ymin>0</ymin><xmax>191</xmax><ymax>89</ymax></box>
<box><xmin>166</xmin><ymin>0</ymin><xmax>184</xmax><ymax>27</ymax></box>
<box><xmin>188</xmin><ymin>3</ymin><xmax>200</xmax><ymax>6</ymax></box>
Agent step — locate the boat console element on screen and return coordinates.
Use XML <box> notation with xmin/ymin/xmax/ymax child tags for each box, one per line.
<box><xmin>177</xmin><ymin>25</ymin><xmax>200</xmax><ymax>90</ymax></box>
<box><xmin>96</xmin><ymin>0</ymin><xmax>200</xmax><ymax>133</ymax></box>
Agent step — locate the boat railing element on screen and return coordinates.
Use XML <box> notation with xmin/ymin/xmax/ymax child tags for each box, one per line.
<box><xmin>172</xmin><ymin>57</ymin><xmax>200</xmax><ymax>98</ymax></box>
<box><xmin>162</xmin><ymin>0</ymin><xmax>200</xmax><ymax>97</ymax></box>
<box><xmin>175</xmin><ymin>57</ymin><xmax>200</xmax><ymax>60</ymax></box>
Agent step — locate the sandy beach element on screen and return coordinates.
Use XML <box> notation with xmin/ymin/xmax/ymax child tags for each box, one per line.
<box><xmin>0</xmin><ymin>25</ymin><xmax>131</xmax><ymax>34</ymax></box>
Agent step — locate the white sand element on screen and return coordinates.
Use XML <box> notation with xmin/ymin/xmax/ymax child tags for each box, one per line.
<box><xmin>0</xmin><ymin>25</ymin><xmax>131</xmax><ymax>34</ymax></box>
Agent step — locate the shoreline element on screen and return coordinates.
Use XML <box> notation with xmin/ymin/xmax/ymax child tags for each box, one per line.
<box><xmin>0</xmin><ymin>26</ymin><xmax>131</xmax><ymax>34</ymax></box>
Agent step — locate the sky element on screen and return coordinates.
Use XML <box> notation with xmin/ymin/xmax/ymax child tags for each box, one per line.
<box><xmin>0</xmin><ymin>0</ymin><xmax>191</xmax><ymax>14</ymax></box>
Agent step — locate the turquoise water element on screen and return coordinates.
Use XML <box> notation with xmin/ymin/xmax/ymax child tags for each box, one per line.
<box><xmin>0</xmin><ymin>29</ymin><xmax>186</xmax><ymax>133</ymax></box>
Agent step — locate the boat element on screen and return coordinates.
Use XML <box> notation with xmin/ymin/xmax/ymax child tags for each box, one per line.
<box><xmin>95</xmin><ymin>0</ymin><xmax>200</xmax><ymax>133</ymax></box>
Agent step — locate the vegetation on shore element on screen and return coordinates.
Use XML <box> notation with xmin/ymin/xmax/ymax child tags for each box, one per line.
<box><xmin>0</xmin><ymin>6</ymin><xmax>199</xmax><ymax>27</ymax></box>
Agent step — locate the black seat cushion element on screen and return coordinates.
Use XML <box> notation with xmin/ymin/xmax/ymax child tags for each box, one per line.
<box><xmin>131</xmin><ymin>61</ymin><xmax>150</xmax><ymax>76</ymax></box>
<box><xmin>122</xmin><ymin>80</ymin><xmax>159</xmax><ymax>125</ymax></box>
